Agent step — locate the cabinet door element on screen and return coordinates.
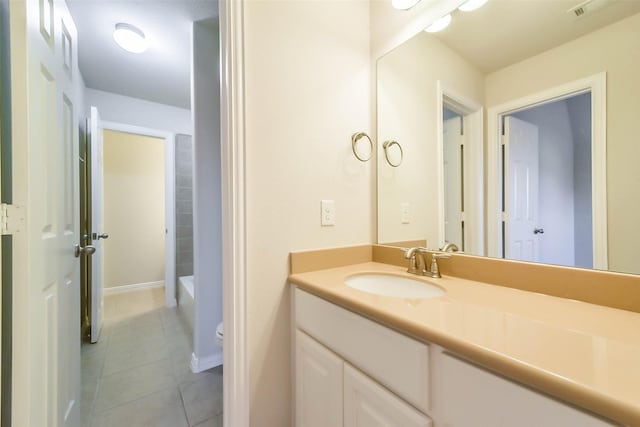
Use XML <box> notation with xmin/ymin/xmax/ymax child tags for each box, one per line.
<box><xmin>344</xmin><ymin>364</ymin><xmax>432</xmax><ymax>427</ymax></box>
<box><xmin>440</xmin><ymin>353</ymin><xmax>617</xmax><ymax>427</ymax></box>
<box><xmin>296</xmin><ymin>330</ymin><xmax>343</xmax><ymax>427</ymax></box>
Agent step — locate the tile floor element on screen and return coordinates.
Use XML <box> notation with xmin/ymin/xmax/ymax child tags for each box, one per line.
<box><xmin>81</xmin><ymin>288</ymin><xmax>223</xmax><ymax>427</ymax></box>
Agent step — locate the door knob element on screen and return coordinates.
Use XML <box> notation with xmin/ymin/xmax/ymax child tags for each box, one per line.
<box><xmin>92</xmin><ymin>232</ymin><xmax>109</xmax><ymax>240</ymax></box>
<box><xmin>74</xmin><ymin>244</ymin><xmax>96</xmax><ymax>258</ymax></box>
<box><xmin>534</xmin><ymin>228</ymin><xmax>545</xmax><ymax>235</ymax></box>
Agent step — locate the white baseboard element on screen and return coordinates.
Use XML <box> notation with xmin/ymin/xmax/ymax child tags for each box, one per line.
<box><xmin>190</xmin><ymin>349</ymin><xmax>223</xmax><ymax>373</ymax></box>
<box><xmin>104</xmin><ymin>280</ymin><xmax>165</xmax><ymax>296</ymax></box>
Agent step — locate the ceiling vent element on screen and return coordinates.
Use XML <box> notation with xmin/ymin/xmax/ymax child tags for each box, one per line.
<box><xmin>567</xmin><ymin>0</ymin><xmax>611</xmax><ymax>18</ymax></box>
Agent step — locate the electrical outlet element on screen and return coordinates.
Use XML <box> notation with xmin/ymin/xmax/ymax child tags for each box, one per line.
<box><xmin>401</xmin><ymin>202</ymin><xmax>410</xmax><ymax>224</ymax></box>
<box><xmin>321</xmin><ymin>200</ymin><xmax>335</xmax><ymax>226</ymax></box>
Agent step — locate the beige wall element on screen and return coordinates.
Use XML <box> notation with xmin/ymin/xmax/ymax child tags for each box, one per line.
<box><xmin>377</xmin><ymin>31</ymin><xmax>484</xmax><ymax>244</ymax></box>
<box><xmin>485</xmin><ymin>12</ymin><xmax>640</xmax><ymax>274</ymax></box>
<box><xmin>103</xmin><ymin>130</ymin><xmax>166</xmax><ymax>288</ymax></box>
<box><xmin>244</xmin><ymin>0</ymin><xmax>372</xmax><ymax>424</ymax></box>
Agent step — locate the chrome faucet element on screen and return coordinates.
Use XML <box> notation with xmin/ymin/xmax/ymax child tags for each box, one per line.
<box><xmin>404</xmin><ymin>247</ymin><xmax>428</xmax><ymax>275</ymax></box>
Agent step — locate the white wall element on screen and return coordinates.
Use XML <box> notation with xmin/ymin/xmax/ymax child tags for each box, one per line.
<box><xmin>512</xmin><ymin>101</ymin><xmax>576</xmax><ymax>267</ymax></box>
<box><xmin>85</xmin><ymin>88</ymin><xmax>192</xmax><ymax>135</ymax></box>
<box><xmin>191</xmin><ymin>18</ymin><xmax>222</xmax><ymax>370</ymax></box>
<box><xmin>243</xmin><ymin>1</ymin><xmax>372</xmax><ymax>424</ymax></box>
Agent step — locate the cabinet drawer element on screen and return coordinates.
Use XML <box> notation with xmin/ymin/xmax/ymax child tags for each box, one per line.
<box><xmin>295</xmin><ymin>288</ymin><xmax>430</xmax><ymax>413</ymax></box>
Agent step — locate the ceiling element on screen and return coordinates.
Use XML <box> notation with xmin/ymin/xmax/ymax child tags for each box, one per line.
<box><xmin>67</xmin><ymin>0</ymin><xmax>218</xmax><ymax>109</ymax></box>
<box><xmin>432</xmin><ymin>0</ymin><xmax>640</xmax><ymax>73</ymax></box>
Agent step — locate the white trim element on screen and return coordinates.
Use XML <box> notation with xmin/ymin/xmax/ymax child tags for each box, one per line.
<box><xmin>220</xmin><ymin>0</ymin><xmax>249</xmax><ymax>426</ymax></box>
<box><xmin>436</xmin><ymin>81</ymin><xmax>484</xmax><ymax>255</ymax></box>
<box><xmin>487</xmin><ymin>73</ymin><xmax>607</xmax><ymax>268</ymax></box>
<box><xmin>190</xmin><ymin>349</ymin><xmax>224</xmax><ymax>373</ymax></box>
<box><xmin>103</xmin><ymin>280</ymin><xmax>165</xmax><ymax>296</ymax></box>
<box><xmin>100</xmin><ymin>120</ymin><xmax>178</xmax><ymax>307</ymax></box>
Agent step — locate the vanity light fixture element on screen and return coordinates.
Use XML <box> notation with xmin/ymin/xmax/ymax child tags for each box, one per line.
<box><xmin>113</xmin><ymin>23</ymin><xmax>148</xmax><ymax>54</ymax></box>
<box><xmin>392</xmin><ymin>0</ymin><xmax>421</xmax><ymax>10</ymax></box>
<box><xmin>458</xmin><ymin>0</ymin><xmax>489</xmax><ymax>12</ymax></box>
<box><xmin>424</xmin><ymin>14</ymin><xmax>452</xmax><ymax>33</ymax></box>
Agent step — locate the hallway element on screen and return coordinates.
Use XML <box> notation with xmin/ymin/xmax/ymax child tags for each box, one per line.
<box><xmin>80</xmin><ymin>288</ymin><xmax>222</xmax><ymax>427</ymax></box>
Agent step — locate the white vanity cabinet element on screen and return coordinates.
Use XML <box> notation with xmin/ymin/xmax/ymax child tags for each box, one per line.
<box><xmin>295</xmin><ymin>329</ymin><xmax>431</xmax><ymax>427</ymax></box>
<box><xmin>292</xmin><ymin>288</ymin><xmax>618</xmax><ymax>427</ymax></box>
<box><xmin>295</xmin><ymin>330</ymin><xmax>343</xmax><ymax>427</ymax></box>
<box><xmin>344</xmin><ymin>363</ymin><xmax>431</xmax><ymax>427</ymax></box>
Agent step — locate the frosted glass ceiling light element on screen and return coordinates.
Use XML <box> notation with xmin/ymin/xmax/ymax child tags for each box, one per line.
<box><xmin>113</xmin><ymin>23</ymin><xmax>148</xmax><ymax>54</ymax></box>
<box><xmin>424</xmin><ymin>14</ymin><xmax>452</xmax><ymax>33</ymax></box>
<box><xmin>458</xmin><ymin>0</ymin><xmax>489</xmax><ymax>12</ymax></box>
<box><xmin>392</xmin><ymin>0</ymin><xmax>421</xmax><ymax>10</ymax></box>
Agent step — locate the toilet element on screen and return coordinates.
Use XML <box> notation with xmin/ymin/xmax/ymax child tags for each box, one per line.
<box><xmin>216</xmin><ymin>322</ymin><xmax>224</xmax><ymax>346</ymax></box>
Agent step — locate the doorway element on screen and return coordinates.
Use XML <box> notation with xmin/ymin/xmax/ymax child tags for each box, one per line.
<box><xmin>504</xmin><ymin>93</ymin><xmax>592</xmax><ymax>267</ymax></box>
<box><xmin>487</xmin><ymin>73</ymin><xmax>607</xmax><ymax>269</ymax></box>
<box><xmin>437</xmin><ymin>82</ymin><xmax>484</xmax><ymax>255</ymax></box>
<box><xmin>80</xmin><ymin>119</ymin><xmax>177</xmax><ymax>343</ymax></box>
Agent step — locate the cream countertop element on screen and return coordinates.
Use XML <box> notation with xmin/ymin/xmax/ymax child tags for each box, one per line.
<box><xmin>289</xmin><ymin>262</ymin><xmax>640</xmax><ymax>426</ymax></box>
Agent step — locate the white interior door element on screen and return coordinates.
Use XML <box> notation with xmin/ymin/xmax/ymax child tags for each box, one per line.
<box><xmin>504</xmin><ymin>116</ymin><xmax>540</xmax><ymax>262</ymax></box>
<box><xmin>90</xmin><ymin>106</ymin><xmax>105</xmax><ymax>343</ymax></box>
<box><xmin>443</xmin><ymin>116</ymin><xmax>463</xmax><ymax>250</ymax></box>
<box><xmin>10</xmin><ymin>0</ymin><xmax>81</xmax><ymax>425</ymax></box>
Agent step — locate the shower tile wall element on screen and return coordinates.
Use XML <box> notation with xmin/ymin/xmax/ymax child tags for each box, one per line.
<box><xmin>175</xmin><ymin>134</ymin><xmax>194</xmax><ymax>278</ymax></box>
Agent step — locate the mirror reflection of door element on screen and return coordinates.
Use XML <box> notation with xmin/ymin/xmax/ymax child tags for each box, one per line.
<box><xmin>502</xmin><ymin>92</ymin><xmax>593</xmax><ymax>268</ymax></box>
<box><xmin>443</xmin><ymin>108</ymin><xmax>464</xmax><ymax>251</ymax></box>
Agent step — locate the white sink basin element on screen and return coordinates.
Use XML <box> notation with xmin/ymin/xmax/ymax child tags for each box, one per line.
<box><xmin>345</xmin><ymin>274</ymin><xmax>445</xmax><ymax>299</ymax></box>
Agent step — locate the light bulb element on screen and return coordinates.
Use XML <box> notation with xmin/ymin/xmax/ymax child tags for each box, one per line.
<box><xmin>113</xmin><ymin>23</ymin><xmax>148</xmax><ymax>54</ymax></box>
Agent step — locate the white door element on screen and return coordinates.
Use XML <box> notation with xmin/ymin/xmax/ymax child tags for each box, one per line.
<box><xmin>504</xmin><ymin>116</ymin><xmax>540</xmax><ymax>262</ymax></box>
<box><xmin>343</xmin><ymin>364</ymin><xmax>431</xmax><ymax>427</ymax></box>
<box><xmin>9</xmin><ymin>0</ymin><xmax>81</xmax><ymax>425</ymax></box>
<box><xmin>89</xmin><ymin>106</ymin><xmax>105</xmax><ymax>343</ymax></box>
<box><xmin>295</xmin><ymin>330</ymin><xmax>343</xmax><ymax>427</ymax></box>
<box><xmin>443</xmin><ymin>116</ymin><xmax>464</xmax><ymax>250</ymax></box>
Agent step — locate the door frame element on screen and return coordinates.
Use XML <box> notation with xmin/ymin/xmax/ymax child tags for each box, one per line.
<box><xmin>100</xmin><ymin>120</ymin><xmax>177</xmax><ymax>307</ymax></box>
<box><xmin>487</xmin><ymin>72</ymin><xmax>607</xmax><ymax>269</ymax></box>
<box><xmin>436</xmin><ymin>81</ymin><xmax>484</xmax><ymax>255</ymax></box>
<box><xmin>220</xmin><ymin>0</ymin><xmax>249</xmax><ymax>425</ymax></box>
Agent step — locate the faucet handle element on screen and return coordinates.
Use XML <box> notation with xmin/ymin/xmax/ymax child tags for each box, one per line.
<box><xmin>429</xmin><ymin>252</ymin><xmax>451</xmax><ymax>278</ymax></box>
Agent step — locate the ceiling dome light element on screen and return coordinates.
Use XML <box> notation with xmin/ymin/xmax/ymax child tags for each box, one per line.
<box><xmin>113</xmin><ymin>23</ymin><xmax>148</xmax><ymax>54</ymax></box>
<box><xmin>392</xmin><ymin>0</ymin><xmax>421</xmax><ymax>10</ymax></box>
<box><xmin>424</xmin><ymin>14</ymin><xmax>452</xmax><ymax>33</ymax></box>
<box><xmin>458</xmin><ymin>0</ymin><xmax>489</xmax><ymax>12</ymax></box>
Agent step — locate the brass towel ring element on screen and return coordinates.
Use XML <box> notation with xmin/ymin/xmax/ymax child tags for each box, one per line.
<box><xmin>351</xmin><ymin>132</ymin><xmax>373</xmax><ymax>162</ymax></box>
<box><xmin>382</xmin><ymin>140</ymin><xmax>403</xmax><ymax>167</ymax></box>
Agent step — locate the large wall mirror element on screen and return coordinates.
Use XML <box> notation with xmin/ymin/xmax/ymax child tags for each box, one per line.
<box><xmin>377</xmin><ymin>0</ymin><xmax>640</xmax><ymax>275</ymax></box>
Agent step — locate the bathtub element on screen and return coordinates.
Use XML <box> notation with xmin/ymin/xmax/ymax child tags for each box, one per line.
<box><xmin>178</xmin><ymin>275</ymin><xmax>194</xmax><ymax>332</ymax></box>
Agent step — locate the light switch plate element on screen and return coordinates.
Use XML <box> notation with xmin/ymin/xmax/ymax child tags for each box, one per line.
<box><xmin>321</xmin><ymin>200</ymin><xmax>335</xmax><ymax>226</ymax></box>
<box><xmin>401</xmin><ymin>202</ymin><xmax>410</xmax><ymax>224</ymax></box>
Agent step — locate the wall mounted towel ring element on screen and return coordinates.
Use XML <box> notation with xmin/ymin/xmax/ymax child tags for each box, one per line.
<box><xmin>351</xmin><ymin>132</ymin><xmax>373</xmax><ymax>162</ymax></box>
<box><xmin>382</xmin><ymin>140</ymin><xmax>403</xmax><ymax>167</ymax></box>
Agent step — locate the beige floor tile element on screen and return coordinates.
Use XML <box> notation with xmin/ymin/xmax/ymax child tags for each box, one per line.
<box><xmin>92</xmin><ymin>387</ymin><xmax>189</xmax><ymax>427</ymax></box>
<box><xmin>83</xmin><ymin>287</ymin><xmax>223</xmax><ymax>426</ymax></box>
<box><xmin>179</xmin><ymin>367</ymin><xmax>223</xmax><ymax>426</ymax></box>
<box><xmin>94</xmin><ymin>359</ymin><xmax>176</xmax><ymax>413</ymax></box>
<box><xmin>102</xmin><ymin>334</ymin><xmax>169</xmax><ymax>376</ymax></box>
